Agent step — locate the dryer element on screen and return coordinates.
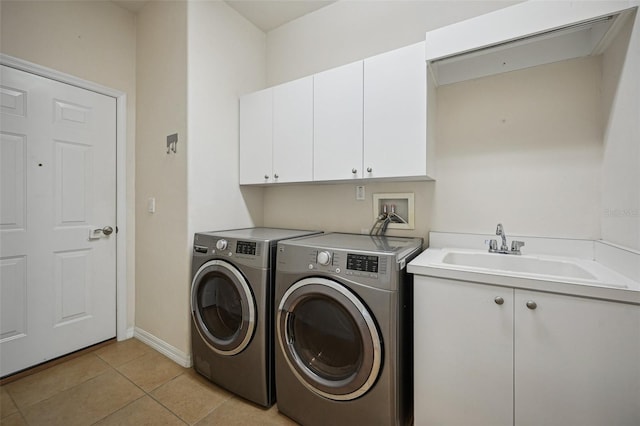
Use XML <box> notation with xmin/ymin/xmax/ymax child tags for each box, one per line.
<box><xmin>274</xmin><ymin>233</ymin><xmax>423</xmax><ymax>425</ymax></box>
<box><xmin>191</xmin><ymin>227</ymin><xmax>321</xmax><ymax>407</ymax></box>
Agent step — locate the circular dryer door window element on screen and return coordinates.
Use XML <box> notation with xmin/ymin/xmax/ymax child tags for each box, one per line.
<box><xmin>277</xmin><ymin>277</ymin><xmax>382</xmax><ymax>401</ymax></box>
<box><xmin>191</xmin><ymin>260</ymin><xmax>256</xmax><ymax>356</ymax></box>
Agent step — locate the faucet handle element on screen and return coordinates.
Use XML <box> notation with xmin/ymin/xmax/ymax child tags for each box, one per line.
<box><xmin>485</xmin><ymin>239</ymin><xmax>498</xmax><ymax>252</ymax></box>
<box><xmin>511</xmin><ymin>240</ymin><xmax>525</xmax><ymax>254</ymax></box>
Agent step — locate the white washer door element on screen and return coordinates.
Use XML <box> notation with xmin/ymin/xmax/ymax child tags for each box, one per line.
<box><xmin>277</xmin><ymin>277</ymin><xmax>382</xmax><ymax>401</ymax></box>
<box><xmin>191</xmin><ymin>260</ymin><xmax>256</xmax><ymax>356</ymax></box>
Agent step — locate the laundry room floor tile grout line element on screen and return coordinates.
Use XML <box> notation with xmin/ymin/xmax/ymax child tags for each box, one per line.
<box><xmin>0</xmin><ymin>338</ymin><xmax>297</xmax><ymax>426</ymax></box>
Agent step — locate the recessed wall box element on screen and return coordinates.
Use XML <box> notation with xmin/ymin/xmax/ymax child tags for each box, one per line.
<box><xmin>425</xmin><ymin>1</ymin><xmax>638</xmax><ymax>86</ymax></box>
<box><xmin>373</xmin><ymin>193</ymin><xmax>415</xmax><ymax>230</ymax></box>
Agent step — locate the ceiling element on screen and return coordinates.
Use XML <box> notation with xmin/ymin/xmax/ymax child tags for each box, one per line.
<box><xmin>112</xmin><ymin>0</ymin><xmax>336</xmax><ymax>32</ymax></box>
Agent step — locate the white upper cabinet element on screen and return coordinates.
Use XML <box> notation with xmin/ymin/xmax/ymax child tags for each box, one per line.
<box><xmin>364</xmin><ymin>41</ymin><xmax>430</xmax><ymax>179</ymax></box>
<box><xmin>240</xmin><ymin>40</ymin><xmax>438</xmax><ymax>184</ymax></box>
<box><xmin>239</xmin><ymin>87</ymin><xmax>272</xmax><ymax>185</ymax></box>
<box><xmin>425</xmin><ymin>0</ymin><xmax>638</xmax><ymax>86</ymax></box>
<box><xmin>313</xmin><ymin>61</ymin><xmax>364</xmax><ymax>181</ymax></box>
<box><xmin>239</xmin><ymin>76</ymin><xmax>313</xmax><ymax>185</ymax></box>
<box><xmin>273</xmin><ymin>76</ymin><xmax>313</xmax><ymax>183</ymax></box>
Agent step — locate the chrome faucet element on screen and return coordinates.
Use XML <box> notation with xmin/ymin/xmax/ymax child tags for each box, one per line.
<box><xmin>487</xmin><ymin>223</ymin><xmax>524</xmax><ymax>255</ymax></box>
<box><xmin>496</xmin><ymin>223</ymin><xmax>508</xmax><ymax>251</ymax></box>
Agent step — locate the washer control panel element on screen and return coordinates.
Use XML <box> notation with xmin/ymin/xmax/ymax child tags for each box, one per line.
<box><xmin>193</xmin><ymin>233</ymin><xmax>268</xmax><ymax>268</ymax></box>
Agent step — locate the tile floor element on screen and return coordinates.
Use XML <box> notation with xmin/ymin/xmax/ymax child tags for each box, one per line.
<box><xmin>0</xmin><ymin>339</ymin><xmax>298</xmax><ymax>426</ymax></box>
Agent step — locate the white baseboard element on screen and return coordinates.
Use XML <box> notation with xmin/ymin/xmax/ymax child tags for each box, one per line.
<box><xmin>133</xmin><ymin>327</ymin><xmax>192</xmax><ymax>368</ymax></box>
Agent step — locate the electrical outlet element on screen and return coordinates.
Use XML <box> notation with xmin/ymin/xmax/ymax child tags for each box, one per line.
<box><xmin>372</xmin><ymin>193</ymin><xmax>415</xmax><ymax>230</ymax></box>
<box><xmin>356</xmin><ymin>185</ymin><xmax>365</xmax><ymax>201</ymax></box>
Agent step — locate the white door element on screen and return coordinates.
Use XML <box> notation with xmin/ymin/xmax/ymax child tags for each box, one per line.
<box><xmin>414</xmin><ymin>277</ymin><xmax>514</xmax><ymax>426</ymax></box>
<box><xmin>272</xmin><ymin>76</ymin><xmax>313</xmax><ymax>184</ymax></box>
<box><xmin>364</xmin><ymin>42</ymin><xmax>427</xmax><ymax>179</ymax></box>
<box><xmin>0</xmin><ymin>65</ymin><xmax>117</xmax><ymax>377</ymax></box>
<box><xmin>239</xmin><ymin>87</ymin><xmax>273</xmax><ymax>185</ymax></box>
<box><xmin>313</xmin><ymin>61</ymin><xmax>363</xmax><ymax>181</ymax></box>
<box><xmin>515</xmin><ymin>290</ymin><xmax>640</xmax><ymax>426</ymax></box>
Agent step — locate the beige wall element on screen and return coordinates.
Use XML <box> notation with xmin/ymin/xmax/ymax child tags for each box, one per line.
<box><xmin>187</xmin><ymin>0</ymin><xmax>265</xmax><ymax>237</ymax></box>
<box><xmin>136</xmin><ymin>0</ymin><xmax>266</xmax><ymax>356</ymax></box>
<box><xmin>266</xmin><ymin>0</ymin><xmax>520</xmax><ymax>85</ymax></box>
<box><xmin>263</xmin><ymin>0</ymin><xmax>616</xmax><ymax>245</ymax></box>
<box><xmin>433</xmin><ymin>56</ymin><xmax>602</xmax><ymax>239</ymax></box>
<box><xmin>0</xmin><ymin>0</ymin><xmax>137</xmax><ymax>330</ymax></box>
<box><xmin>135</xmin><ymin>1</ymin><xmax>189</xmax><ymax>354</ymax></box>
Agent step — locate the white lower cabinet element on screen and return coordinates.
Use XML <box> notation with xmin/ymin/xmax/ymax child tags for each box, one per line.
<box><xmin>514</xmin><ymin>289</ymin><xmax>640</xmax><ymax>426</ymax></box>
<box><xmin>414</xmin><ymin>278</ymin><xmax>513</xmax><ymax>426</ymax></box>
<box><xmin>414</xmin><ymin>276</ymin><xmax>640</xmax><ymax>426</ymax></box>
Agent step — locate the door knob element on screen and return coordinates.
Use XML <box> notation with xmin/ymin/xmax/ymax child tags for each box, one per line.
<box><xmin>100</xmin><ymin>226</ymin><xmax>114</xmax><ymax>236</ymax></box>
<box><xmin>89</xmin><ymin>226</ymin><xmax>114</xmax><ymax>240</ymax></box>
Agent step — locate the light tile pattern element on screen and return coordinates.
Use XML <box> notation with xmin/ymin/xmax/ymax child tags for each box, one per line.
<box><xmin>0</xmin><ymin>339</ymin><xmax>298</xmax><ymax>425</ymax></box>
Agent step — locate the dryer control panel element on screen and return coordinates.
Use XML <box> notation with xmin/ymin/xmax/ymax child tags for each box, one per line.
<box><xmin>276</xmin><ymin>233</ymin><xmax>423</xmax><ymax>291</ymax></box>
<box><xmin>347</xmin><ymin>254</ymin><xmax>379</xmax><ymax>273</ymax></box>
<box><xmin>298</xmin><ymin>248</ymin><xmax>393</xmax><ymax>288</ymax></box>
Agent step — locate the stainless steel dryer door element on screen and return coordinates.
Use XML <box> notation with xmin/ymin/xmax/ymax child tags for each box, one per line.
<box><xmin>191</xmin><ymin>260</ymin><xmax>256</xmax><ymax>356</ymax></box>
<box><xmin>277</xmin><ymin>277</ymin><xmax>382</xmax><ymax>401</ymax></box>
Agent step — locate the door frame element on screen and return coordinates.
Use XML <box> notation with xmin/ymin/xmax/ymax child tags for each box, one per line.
<box><xmin>1</xmin><ymin>53</ymin><xmax>129</xmax><ymax>341</ymax></box>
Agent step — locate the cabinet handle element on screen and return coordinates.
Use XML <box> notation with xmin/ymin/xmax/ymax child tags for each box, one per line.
<box><xmin>494</xmin><ymin>296</ymin><xmax>504</xmax><ymax>305</ymax></box>
<box><xmin>274</xmin><ymin>174</ymin><xmax>279</xmax><ymax>179</ymax></box>
<box><xmin>526</xmin><ymin>300</ymin><xmax>537</xmax><ymax>310</ymax></box>
<box><xmin>367</xmin><ymin>167</ymin><xmax>372</xmax><ymax>173</ymax></box>
<box><xmin>352</xmin><ymin>168</ymin><xmax>357</xmax><ymax>174</ymax></box>
<box><xmin>264</xmin><ymin>174</ymin><xmax>269</xmax><ymax>180</ymax></box>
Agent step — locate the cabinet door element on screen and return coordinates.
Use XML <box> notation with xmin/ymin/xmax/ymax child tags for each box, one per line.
<box><xmin>239</xmin><ymin>88</ymin><xmax>272</xmax><ymax>184</ymax></box>
<box><xmin>364</xmin><ymin>42</ymin><xmax>427</xmax><ymax>179</ymax></box>
<box><xmin>515</xmin><ymin>290</ymin><xmax>640</xmax><ymax>426</ymax></box>
<box><xmin>313</xmin><ymin>61</ymin><xmax>363</xmax><ymax>181</ymax></box>
<box><xmin>414</xmin><ymin>277</ymin><xmax>513</xmax><ymax>426</ymax></box>
<box><xmin>273</xmin><ymin>76</ymin><xmax>313</xmax><ymax>183</ymax></box>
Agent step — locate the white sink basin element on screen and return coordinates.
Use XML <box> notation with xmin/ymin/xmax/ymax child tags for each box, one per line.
<box><xmin>442</xmin><ymin>251</ymin><xmax>597</xmax><ymax>281</ymax></box>
<box><xmin>407</xmin><ymin>238</ymin><xmax>640</xmax><ymax>304</ymax></box>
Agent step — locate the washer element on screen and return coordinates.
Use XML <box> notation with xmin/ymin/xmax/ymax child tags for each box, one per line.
<box><xmin>191</xmin><ymin>227</ymin><xmax>321</xmax><ymax>407</ymax></box>
<box><xmin>274</xmin><ymin>233</ymin><xmax>423</xmax><ymax>425</ymax></box>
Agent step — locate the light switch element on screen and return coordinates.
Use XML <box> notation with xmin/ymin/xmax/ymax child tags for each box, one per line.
<box><xmin>147</xmin><ymin>197</ymin><xmax>156</xmax><ymax>213</ymax></box>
